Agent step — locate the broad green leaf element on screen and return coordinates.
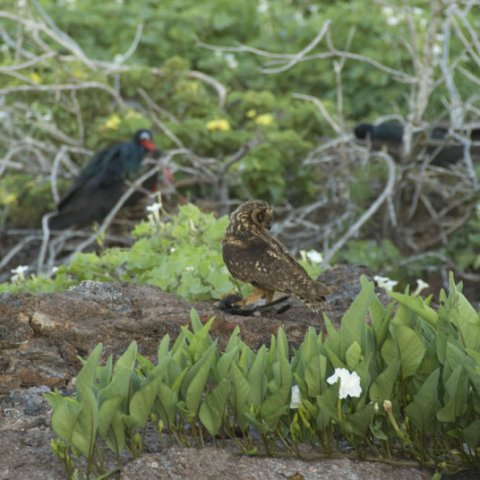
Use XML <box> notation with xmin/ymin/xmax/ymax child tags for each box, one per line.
<box><xmin>323</xmin><ymin>314</ymin><xmax>340</xmax><ymax>351</ymax></box>
<box><xmin>462</xmin><ymin>419</ymin><xmax>480</xmax><ymax>449</ymax></box>
<box><xmin>99</xmin><ymin>342</ymin><xmax>138</xmax><ymax>403</ymax></box>
<box><xmin>189</xmin><ymin>308</ymin><xmax>203</xmax><ymax>333</ymax></box>
<box><xmin>260</xmin><ymin>390</ymin><xmax>290</xmax><ymax>427</ymax></box>
<box><xmin>346</xmin><ymin>341</ymin><xmax>362</xmax><ymax>370</ymax></box>
<box><xmin>437</xmin><ymin>365</ymin><xmax>468</xmax><ymax>422</ymax></box>
<box><xmin>188</xmin><ymin>316</ymin><xmax>215</xmax><ymax>362</ymax></box>
<box><xmin>448</xmin><ymin>290</ymin><xmax>480</xmax><ymax>350</ymax></box>
<box><xmin>324</xmin><ymin>344</ymin><xmax>345</xmax><ymax>369</ymax></box>
<box><xmin>184</xmin><ymin>342</ymin><xmax>217</xmax><ymax>413</ymax></box>
<box><xmin>445</xmin><ymin>341</ymin><xmax>474</xmax><ymax>372</ymax></box>
<box><xmin>347</xmin><ymin>403</ymin><xmax>375</xmax><ymax>437</ymax></box>
<box><xmin>156</xmin><ymin>383</ymin><xmax>178</xmax><ymax>427</ymax></box>
<box><xmin>405</xmin><ymin>368</ymin><xmax>440</xmax><ymax>434</ymax></box>
<box><xmin>276</xmin><ymin>327</ymin><xmax>289</xmax><ymax>360</ymax></box>
<box><xmin>98</xmin><ymin>396</ymin><xmax>123</xmax><ymax>438</ymax></box>
<box><xmin>370</xmin><ymin>421</ymin><xmax>389</xmax><ymax>441</ymax></box>
<box><xmin>247</xmin><ymin>345</ymin><xmax>266</xmax><ymax>405</ymax></box>
<box><xmin>298</xmin><ymin>327</ymin><xmax>319</xmax><ymax>365</ymax></box>
<box><xmin>316</xmin><ymin>383</ymin><xmax>341</xmax><ymax>429</ymax></box>
<box><xmin>216</xmin><ymin>345</ymin><xmax>238</xmax><ymax>380</ymax></box>
<box><xmin>371</xmin><ymin>301</ymin><xmax>393</xmax><ymax>347</ymax></box>
<box><xmin>199</xmin><ymin>378</ymin><xmax>231</xmax><ymax>436</ymax></box>
<box><xmin>224</xmin><ymin>326</ymin><xmax>241</xmax><ymax>352</ymax></box>
<box><xmin>96</xmin><ymin>355</ymin><xmax>113</xmax><ymax>390</ymax></box>
<box><xmin>171</xmin><ymin>330</ymin><xmax>189</xmax><ymax>365</ymax></box>
<box><xmin>393</xmin><ymin>324</ymin><xmax>426</xmax><ymax>379</ymax></box>
<box><xmin>340</xmin><ymin>276</ymin><xmax>374</xmax><ymax>353</ymax></box>
<box><xmin>157</xmin><ymin>334</ymin><xmax>171</xmax><ymax>361</ymax></box>
<box><xmin>73</xmin><ymin>387</ymin><xmax>99</xmax><ymax>458</ymax></box>
<box><xmin>380</xmin><ymin>337</ymin><xmax>398</xmax><ymax>366</ymax></box>
<box><xmin>231</xmin><ymin>363</ymin><xmax>251</xmax><ymax>430</ymax></box>
<box><xmin>106</xmin><ymin>411</ymin><xmax>126</xmax><ymax>453</ymax></box>
<box><xmin>75</xmin><ymin>343</ymin><xmax>103</xmax><ymax>396</ymax></box>
<box><xmin>128</xmin><ymin>377</ymin><xmax>161</xmax><ymax>429</ymax></box>
<box><xmin>51</xmin><ymin>397</ymin><xmax>82</xmax><ymax>441</ymax></box>
<box><xmin>304</xmin><ymin>354</ymin><xmax>327</xmax><ymax>397</ymax></box>
<box><xmin>369</xmin><ymin>360</ymin><xmax>400</xmax><ymax>403</ymax></box>
<box><xmin>389</xmin><ymin>292</ymin><xmax>438</xmax><ymax>327</ymax></box>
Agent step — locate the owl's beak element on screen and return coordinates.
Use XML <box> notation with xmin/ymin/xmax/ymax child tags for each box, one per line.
<box><xmin>265</xmin><ymin>220</ymin><xmax>272</xmax><ymax>230</ymax></box>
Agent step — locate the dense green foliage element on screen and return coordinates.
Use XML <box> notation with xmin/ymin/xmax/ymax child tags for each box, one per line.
<box><xmin>37</xmin><ymin>0</ymin><xmax>475</xmax><ymax>118</ymax></box>
<box><xmin>47</xmin><ymin>277</ymin><xmax>480</xmax><ymax>478</ymax></box>
<box><xmin>0</xmin><ymin>203</ymin><xmax>322</xmax><ymax>298</ymax></box>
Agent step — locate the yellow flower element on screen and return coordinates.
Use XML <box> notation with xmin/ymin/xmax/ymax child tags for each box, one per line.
<box><xmin>125</xmin><ymin>109</ymin><xmax>142</xmax><ymax>120</ymax></box>
<box><xmin>0</xmin><ymin>192</ymin><xmax>17</xmax><ymax>205</ymax></box>
<box><xmin>104</xmin><ymin>114</ymin><xmax>121</xmax><ymax>130</ymax></box>
<box><xmin>255</xmin><ymin>113</ymin><xmax>274</xmax><ymax>126</ymax></box>
<box><xmin>207</xmin><ymin>119</ymin><xmax>231</xmax><ymax>132</ymax></box>
<box><xmin>246</xmin><ymin>109</ymin><xmax>257</xmax><ymax>119</ymax></box>
<box><xmin>176</xmin><ymin>81</ymin><xmax>200</xmax><ymax>95</ymax></box>
<box><xmin>29</xmin><ymin>72</ymin><xmax>42</xmax><ymax>84</ymax></box>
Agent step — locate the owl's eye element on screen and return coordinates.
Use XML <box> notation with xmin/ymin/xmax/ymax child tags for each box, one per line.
<box><xmin>256</xmin><ymin>212</ymin><xmax>265</xmax><ymax>222</ymax></box>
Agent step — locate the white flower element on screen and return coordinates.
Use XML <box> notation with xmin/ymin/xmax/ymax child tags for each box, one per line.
<box><xmin>306</xmin><ymin>249</ymin><xmax>323</xmax><ymax>264</ymax></box>
<box><xmin>146</xmin><ymin>202</ymin><xmax>162</xmax><ymax>215</ymax></box>
<box><xmin>224</xmin><ymin>53</ymin><xmax>238</xmax><ymax>69</ymax></box>
<box><xmin>11</xmin><ymin>265</ymin><xmax>29</xmax><ymax>282</ymax></box>
<box><xmin>373</xmin><ymin>275</ymin><xmax>398</xmax><ymax>292</ymax></box>
<box><xmin>290</xmin><ymin>385</ymin><xmax>301</xmax><ymax>409</ymax></box>
<box><xmin>327</xmin><ymin>368</ymin><xmax>362</xmax><ymax>399</ymax></box>
<box><xmin>413</xmin><ymin>279</ymin><xmax>429</xmax><ymax>296</ymax></box>
<box><xmin>382</xmin><ymin>6</ymin><xmax>401</xmax><ymax>26</ymax></box>
<box><xmin>146</xmin><ymin>200</ymin><xmax>162</xmax><ymax>224</ymax></box>
<box><xmin>293</xmin><ymin>12</ymin><xmax>305</xmax><ymax>25</ymax></box>
<box><xmin>185</xmin><ymin>266</ymin><xmax>195</xmax><ymax>272</ymax></box>
<box><xmin>257</xmin><ymin>0</ymin><xmax>269</xmax><ymax>13</ymax></box>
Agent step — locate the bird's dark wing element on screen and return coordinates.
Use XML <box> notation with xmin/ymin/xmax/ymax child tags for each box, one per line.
<box><xmin>57</xmin><ymin>143</ymin><xmax>127</xmax><ymax>210</ymax></box>
<box><xmin>224</xmin><ymin>233</ymin><xmax>326</xmax><ymax>297</ymax></box>
<box><xmin>373</xmin><ymin>121</ymin><xmax>404</xmax><ymax>145</ymax></box>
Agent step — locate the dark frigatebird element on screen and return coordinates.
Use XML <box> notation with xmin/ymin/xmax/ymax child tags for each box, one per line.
<box><xmin>354</xmin><ymin>120</ymin><xmax>480</xmax><ymax>167</ymax></box>
<box><xmin>49</xmin><ymin>129</ymin><xmax>162</xmax><ymax>230</ymax></box>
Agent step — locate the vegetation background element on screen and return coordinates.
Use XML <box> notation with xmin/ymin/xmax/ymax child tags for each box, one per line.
<box><xmin>0</xmin><ymin>0</ymin><xmax>479</xmax><ymax>301</ymax></box>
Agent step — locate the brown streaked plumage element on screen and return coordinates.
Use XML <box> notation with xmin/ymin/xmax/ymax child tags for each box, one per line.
<box><xmin>222</xmin><ymin>200</ymin><xmax>331</xmax><ymax>312</ymax></box>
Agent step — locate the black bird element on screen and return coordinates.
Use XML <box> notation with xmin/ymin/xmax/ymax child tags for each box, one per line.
<box><xmin>354</xmin><ymin>120</ymin><xmax>480</xmax><ymax>167</ymax></box>
<box><xmin>49</xmin><ymin>129</ymin><xmax>159</xmax><ymax>230</ymax></box>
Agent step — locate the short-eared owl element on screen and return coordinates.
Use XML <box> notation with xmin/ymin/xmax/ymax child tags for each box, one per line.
<box><xmin>222</xmin><ymin>200</ymin><xmax>331</xmax><ymax>312</ymax></box>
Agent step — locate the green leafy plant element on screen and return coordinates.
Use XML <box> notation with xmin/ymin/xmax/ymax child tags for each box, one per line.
<box><xmin>47</xmin><ymin>276</ymin><xmax>480</xmax><ymax>479</ymax></box>
<box><xmin>0</xmin><ymin>204</ymin><xmax>236</xmax><ymax>299</ymax></box>
<box><xmin>1</xmin><ymin>203</ymin><xmax>329</xmax><ymax>299</ymax></box>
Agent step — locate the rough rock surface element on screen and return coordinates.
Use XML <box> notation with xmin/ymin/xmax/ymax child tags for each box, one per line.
<box><xmin>0</xmin><ymin>266</ymin><xmax>371</xmax><ymax>394</ymax></box>
<box><xmin>0</xmin><ymin>266</ymin><xmax>448</xmax><ymax>479</ymax></box>
<box><xmin>120</xmin><ymin>447</ymin><xmax>431</xmax><ymax>480</ymax></box>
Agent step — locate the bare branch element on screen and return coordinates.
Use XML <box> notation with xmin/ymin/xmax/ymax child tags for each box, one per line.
<box><xmin>322</xmin><ymin>152</ymin><xmax>396</xmax><ymax>266</ymax></box>
<box><xmin>0</xmin><ymin>82</ymin><xmax>126</xmax><ymax>107</ymax></box>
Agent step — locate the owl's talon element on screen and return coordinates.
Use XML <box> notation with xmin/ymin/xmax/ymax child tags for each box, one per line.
<box><xmin>217</xmin><ymin>293</ymin><xmax>291</xmax><ymax>316</ymax></box>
